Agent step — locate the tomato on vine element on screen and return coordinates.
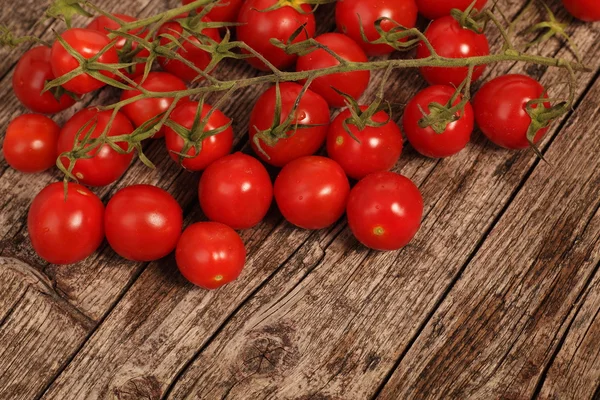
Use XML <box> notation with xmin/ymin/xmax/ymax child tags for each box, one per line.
<box><xmin>249</xmin><ymin>83</ymin><xmax>330</xmax><ymax>167</ymax></box>
<box><xmin>335</xmin><ymin>0</ymin><xmax>418</xmax><ymax>56</ymax></box>
<box><xmin>28</xmin><ymin>182</ymin><xmax>105</xmax><ymax>265</ymax></box>
<box><xmin>182</xmin><ymin>0</ymin><xmax>244</xmax><ymax>22</ymax></box>
<box><xmin>327</xmin><ymin>106</ymin><xmax>403</xmax><ymax>179</ymax></box>
<box><xmin>12</xmin><ymin>46</ymin><xmax>76</xmax><ymax>114</ymax></box>
<box><xmin>347</xmin><ymin>172</ymin><xmax>423</xmax><ymax>251</ymax></box>
<box><xmin>57</xmin><ymin>108</ymin><xmax>134</xmax><ymax>187</ymax></box>
<box><xmin>176</xmin><ymin>222</ymin><xmax>247</xmax><ymax>290</ymax></box>
<box><xmin>3</xmin><ymin>114</ymin><xmax>60</xmax><ymax>173</ymax></box>
<box><xmin>50</xmin><ymin>28</ymin><xmax>119</xmax><ymax>94</ymax></box>
<box><xmin>561</xmin><ymin>0</ymin><xmax>600</xmax><ymax>21</ymax></box>
<box><xmin>403</xmin><ymin>85</ymin><xmax>474</xmax><ymax>158</ymax></box>
<box><xmin>236</xmin><ymin>0</ymin><xmax>316</xmax><ymax>71</ymax></box>
<box><xmin>120</xmin><ymin>72</ymin><xmax>189</xmax><ymax>138</ymax></box>
<box><xmin>199</xmin><ymin>153</ymin><xmax>273</xmax><ymax>230</ymax></box>
<box><xmin>473</xmin><ymin>74</ymin><xmax>551</xmax><ymax>150</ymax></box>
<box><xmin>416</xmin><ymin>16</ymin><xmax>489</xmax><ymax>87</ymax></box>
<box><xmin>274</xmin><ymin>156</ymin><xmax>350</xmax><ymax>230</ymax></box>
<box><xmin>164</xmin><ymin>101</ymin><xmax>233</xmax><ymax>171</ymax></box>
<box><xmin>158</xmin><ymin>15</ymin><xmax>221</xmax><ymax>82</ymax></box>
<box><xmin>415</xmin><ymin>0</ymin><xmax>488</xmax><ymax>20</ymax></box>
<box><xmin>296</xmin><ymin>33</ymin><xmax>370</xmax><ymax>108</ymax></box>
<box><xmin>105</xmin><ymin>185</ymin><xmax>183</xmax><ymax>261</ymax></box>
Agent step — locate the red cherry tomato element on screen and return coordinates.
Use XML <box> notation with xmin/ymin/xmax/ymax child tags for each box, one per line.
<box><xmin>237</xmin><ymin>0</ymin><xmax>316</xmax><ymax>71</ymax></box>
<box><xmin>335</xmin><ymin>0</ymin><xmax>418</xmax><ymax>56</ymax></box>
<box><xmin>86</xmin><ymin>14</ymin><xmax>150</xmax><ymax>79</ymax></box>
<box><xmin>12</xmin><ymin>46</ymin><xmax>76</xmax><ymax>114</ymax></box>
<box><xmin>274</xmin><ymin>156</ymin><xmax>350</xmax><ymax>230</ymax></box>
<box><xmin>416</xmin><ymin>16</ymin><xmax>489</xmax><ymax>87</ymax></box>
<box><xmin>176</xmin><ymin>222</ymin><xmax>246</xmax><ymax>290</ymax></box>
<box><xmin>28</xmin><ymin>182</ymin><xmax>105</xmax><ymax>264</ymax></box>
<box><xmin>403</xmin><ymin>85</ymin><xmax>473</xmax><ymax>158</ymax></box>
<box><xmin>347</xmin><ymin>172</ymin><xmax>423</xmax><ymax>251</ymax></box>
<box><xmin>158</xmin><ymin>16</ymin><xmax>221</xmax><ymax>82</ymax></box>
<box><xmin>164</xmin><ymin>101</ymin><xmax>233</xmax><ymax>171</ymax></box>
<box><xmin>50</xmin><ymin>28</ymin><xmax>119</xmax><ymax>94</ymax></box>
<box><xmin>57</xmin><ymin>108</ymin><xmax>134</xmax><ymax>187</ymax></box>
<box><xmin>199</xmin><ymin>153</ymin><xmax>273</xmax><ymax>230</ymax></box>
<box><xmin>249</xmin><ymin>83</ymin><xmax>330</xmax><ymax>167</ymax></box>
<box><xmin>327</xmin><ymin>106</ymin><xmax>403</xmax><ymax>179</ymax></box>
<box><xmin>296</xmin><ymin>33</ymin><xmax>370</xmax><ymax>108</ymax></box>
<box><xmin>561</xmin><ymin>0</ymin><xmax>600</xmax><ymax>21</ymax></box>
<box><xmin>182</xmin><ymin>0</ymin><xmax>244</xmax><ymax>22</ymax></box>
<box><xmin>105</xmin><ymin>185</ymin><xmax>183</xmax><ymax>261</ymax></box>
<box><xmin>3</xmin><ymin>114</ymin><xmax>60</xmax><ymax>173</ymax></box>
<box><xmin>120</xmin><ymin>72</ymin><xmax>189</xmax><ymax>138</ymax></box>
<box><xmin>415</xmin><ymin>0</ymin><xmax>488</xmax><ymax>20</ymax></box>
<box><xmin>473</xmin><ymin>74</ymin><xmax>550</xmax><ymax>150</ymax></box>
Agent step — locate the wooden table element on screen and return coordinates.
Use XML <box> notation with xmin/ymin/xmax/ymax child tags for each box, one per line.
<box><xmin>1</xmin><ymin>0</ymin><xmax>599</xmax><ymax>398</ymax></box>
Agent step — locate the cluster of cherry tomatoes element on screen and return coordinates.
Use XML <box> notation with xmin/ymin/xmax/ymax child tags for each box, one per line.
<box><xmin>2</xmin><ymin>0</ymin><xmax>596</xmax><ymax>290</ymax></box>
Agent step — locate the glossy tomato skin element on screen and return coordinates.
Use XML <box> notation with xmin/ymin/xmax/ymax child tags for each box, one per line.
<box><xmin>182</xmin><ymin>0</ymin><xmax>244</xmax><ymax>22</ymax></box>
<box><xmin>274</xmin><ymin>156</ymin><xmax>350</xmax><ymax>230</ymax></box>
<box><xmin>176</xmin><ymin>222</ymin><xmax>246</xmax><ymax>290</ymax></box>
<box><xmin>335</xmin><ymin>0</ymin><xmax>418</xmax><ymax>56</ymax></box>
<box><xmin>120</xmin><ymin>72</ymin><xmax>189</xmax><ymax>138</ymax></box>
<box><xmin>327</xmin><ymin>107</ymin><xmax>403</xmax><ymax>179</ymax></box>
<box><xmin>105</xmin><ymin>185</ymin><xmax>183</xmax><ymax>261</ymax></box>
<box><xmin>158</xmin><ymin>17</ymin><xmax>221</xmax><ymax>82</ymax></box>
<box><xmin>237</xmin><ymin>0</ymin><xmax>316</xmax><ymax>71</ymax></box>
<box><xmin>296</xmin><ymin>33</ymin><xmax>370</xmax><ymax>108</ymax></box>
<box><xmin>199</xmin><ymin>153</ymin><xmax>273</xmax><ymax>229</ymax></box>
<box><xmin>51</xmin><ymin>28</ymin><xmax>119</xmax><ymax>94</ymax></box>
<box><xmin>416</xmin><ymin>0</ymin><xmax>488</xmax><ymax>20</ymax></box>
<box><xmin>28</xmin><ymin>182</ymin><xmax>104</xmax><ymax>264</ymax></box>
<box><xmin>403</xmin><ymin>85</ymin><xmax>473</xmax><ymax>158</ymax></box>
<box><xmin>164</xmin><ymin>101</ymin><xmax>233</xmax><ymax>171</ymax></box>
<box><xmin>57</xmin><ymin>108</ymin><xmax>134</xmax><ymax>186</ymax></box>
<box><xmin>249</xmin><ymin>83</ymin><xmax>330</xmax><ymax>167</ymax></box>
<box><xmin>562</xmin><ymin>0</ymin><xmax>600</xmax><ymax>21</ymax></box>
<box><xmin>12</xmin><ymin>47</ymin><xmax>76</xmax><ymax>114</ymax></box>
<box><xmin>416</xmin><ymin>16</ymin><xmax>489</xmax><ymax>87</ymax></box>
<box><xmin>3</xmin><ymin>114</ymin><xmax>60</xmax><ymax>173</ymax></box>
<box><xmin>347</xmin><ymin>172</ymin><xmax>423</xmax><ymax>251</ymax></box>
<box><xmin>473</xmin><ymin>74</ymin><xmax>550</xmax><ymax>150</ymax></box>
<box><xmin>86</xmin><ymin>14</ymin><xmax>150</xmax><ymax>79</ymax></box>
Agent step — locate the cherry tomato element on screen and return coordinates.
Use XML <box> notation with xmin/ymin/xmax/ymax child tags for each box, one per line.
<box><xmin>3</xmin><ymin>114</ymin><xmax>60</xmax><ymax>173</ymax></box>
<box><xmin>57</xmin><ymin>108</ymin><xmax>134</xmax><ymax>187</ymax></box>
<box><xmin>296</xmin><ymin>33</ymin><xmax>370</xmax><ymax>108</ymax></box>
<box><xmin>164</xmin><ymin>101</ymin><xmax>233</xmax><ymax>171</ymax></box>
<box><xmin>176</xmin><ymin>222</ymin><xmax>246</xmax><ymax>290</ymax></box>
<box><xmin>249</xmin><ymin>83</ymin><xmax>330</xmax><ymax>167</ymax></box>
<box><xmin>12</xmin><ymin>46</ymin><xmax>76</xmax><ymax>114</ymax></box>
<box><xmin>120</xmin><ymin>72</ymin><xmax>189</xmax><ymax>138</ymax></box>
<box><xmin>105</xmin><ymin>185</ymin><xmax>183</xmax><ymax>261</ymax></box>
<box><xmin>182</xmin><ymin>0</ymin><xmax>244</xmax><ymax>22</ymax></box>
<box><xmin>236</xmin><ymin>0</ymin><xmax>316</xmax><ymax>71</ymax></box>
<box><xmin>50</xmin><ymin>28</ymin><xmax>119</xmax><ymax>94</ymax></box>
<box><xmin>274</xmin><ymin>156</ymin><xmax>350</xmax><ymax>230</ymax></box>
<box><xmin>347</xmin><ymin>172</ymin><xmax>423</xmax><ymax>251</ymax></box>
<box><xmin>158</xmin><ymin>16</ymin><xmax>221</xmax><ymax>82</ymax></box>
<box><xmin>199</xmin><ymin>152</ymin><xmax>273</xmax><ymax>230</ymax></box>
<box><xmin>416</xmin><ymin>16</ymin><xmax>489</xmax><ymax>87</ymax></box>
<box><xmin>473</xmin><ymin>74</ymin><xmax>550</xmax><ymax>150</ymax></box>
<box><xmin>335</xmin><ymin>0</ymin><xmax>418</xmax><ymax>56</ymax></box>
<box><xmin>28</xmin><ymin>182</ymin><xmax>104</xmax><ymax>264</ymax></box>
<box><xmin>415</xmin><ymin>0</ymin><xmax>488</xmax><ymax>20</ymax></box>
<box><xmin>561</xmin><ymin>0</ymin><xmax>600</xmax><ymax>21</ymax></box>
<box><xmin>403</xmin><ymin>85</ymin><xmax>473</xmax><ymax>158</ymax></box>
<box><xmin>86</xmin><ymin>14</ymin><xmax>150</xmax><ymax>79</ymax></box>
<box><xmin>327</xmin><ymin>106</ymin><xmax>403</xmax><ymax>179</ymax></box>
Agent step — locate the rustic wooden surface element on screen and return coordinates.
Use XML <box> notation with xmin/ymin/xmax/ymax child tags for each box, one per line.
<box><xmin>0</xmin><ymin>0</ymin><xmax>599</xmax><ymax>399</ymax></box>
